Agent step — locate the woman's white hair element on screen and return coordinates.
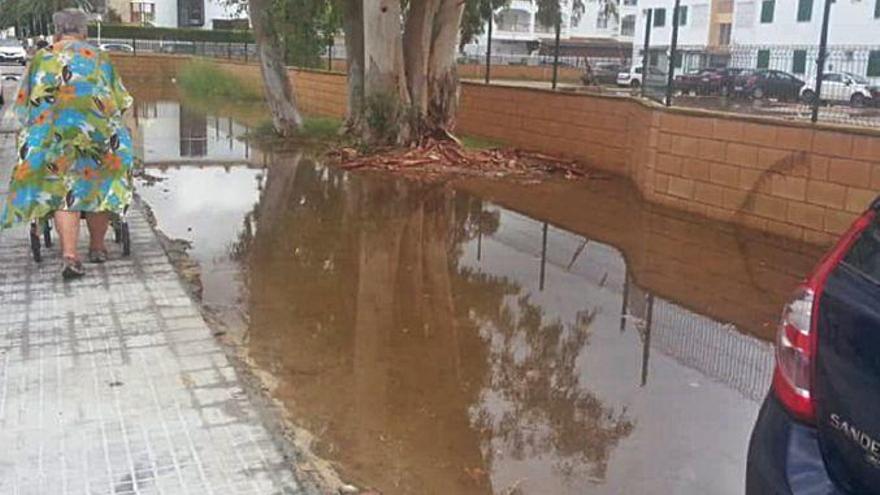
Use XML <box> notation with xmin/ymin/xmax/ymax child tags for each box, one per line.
<box><xmin>53</xmin><ymin>8</ymin><xmax>89</xmax><ymax>37</ymax></box>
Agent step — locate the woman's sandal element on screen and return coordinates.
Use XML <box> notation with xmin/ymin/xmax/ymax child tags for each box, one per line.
<box><xmin>61</xmin><ymin>256</ymin><xmax>85</xmax><ymax>280</ymax></box>
<box><xmin>88</xmin><ymin>249</ymin><xmax>108</xmax><ymax>264</ymax></box>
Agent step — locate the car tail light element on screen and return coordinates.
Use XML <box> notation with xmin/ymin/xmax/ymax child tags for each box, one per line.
<box><xmin>772</xmin><ymin>210</ymin><xmax>875</xmax><ymax>423</ymax></box>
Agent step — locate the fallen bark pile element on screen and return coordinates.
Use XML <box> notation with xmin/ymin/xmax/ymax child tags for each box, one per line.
<box><xmin>328</xmin><ymin>138</ymin><xmax>606</xmax><ymax>182</ymax></box>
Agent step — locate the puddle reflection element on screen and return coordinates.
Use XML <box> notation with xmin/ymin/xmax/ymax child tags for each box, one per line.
<box><xmin>135</xmin><ymin>100</ymin><xmax>823</xmax><ymax>495</ymax></box>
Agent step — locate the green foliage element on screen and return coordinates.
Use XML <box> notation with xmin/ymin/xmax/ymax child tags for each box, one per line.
<box><xmin>268</xmin><ymin>0</ymin><xmax>341</xmax><ymax>68</ymax></box>
<box><xmin>86</xmin><ymin>24</ymin><xmax>255</xmax><ymax>43</ymax></box>
<box><xmin>460</xmin><ymin>0</ymin><xmax>510</xmax><ymax>49</ymax></box>
<box><xmin>0</xmin><ymin>0</ymin><xmax>90</xmax><ymax>35</ymax></box>
<box><xmin>460</xmin><ymin>134</ymin><xmax>503</xmax><ymax>150</ymax></box>
<box><xmin>178</xmin><ymin>60</ymin><xmax>262</xmax><ymax>101</ymax></box>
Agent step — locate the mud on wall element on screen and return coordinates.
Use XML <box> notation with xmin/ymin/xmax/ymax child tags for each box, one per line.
<box><xmin>111</xmin><ymin>53</ymin><xmax>880</xmax><ymax>246</ymax></box>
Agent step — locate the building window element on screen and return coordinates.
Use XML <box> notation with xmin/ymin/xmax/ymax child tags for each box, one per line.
<box><xmin>868</xmin><ymin>51</ymin><xmax>880</xmax><ymax>77</ymax></box>
<box><xmin>624</xmin><ymin>0</ymin><xmax>638</xmax><ymax>5</ymax></box>
<box><xmin>674</xmin><ymin>52</ymin><xmax>683</xmax><ymax>69</ymax></box>
<box><xmin>130</xmin><ymin>2</ymin><xmax>155</xmax><ymax>25</ymax></box>
<box><xmin>797</xmin><ymin>0</ymin><xmax>813</xmax><ymax>22</ymax></box>
<box><xmin>677</xmin><ymin>6</ymin><xmax>688</xmax><ymax>26</ymax></box>
<box><xmin>718</xmin><ymin>23</ymin><xmax>732</xmax><ymax>45</ymax></box>
<box><xmin>654</xmin><ymin>8</ymin><xmax>666</xmax><ymax>27</ymax></box>
<box><xmin>760</xmin><ymin>0</ymin><xmax>775</xmax><ymax>23</ymax></box>
<box><xmin>621</xmin><ymin>14</ymin><xmax>636</xmax><ymax>36</ymax></box>
<box><xmin>757</xmin><ymin>49</ymin><xmax>770</xmax><ymax>69</ymax></box>
<box><xmin>875</xmin><ymin>0</ymin><xmax>880</xmax><ymax>18</ymax></box>
<box><xmin>792</xmin><ymin>50</ymin><xmax>807</xmax><ymax>74</ymax></box>
<box><xmin>597</xmin><ymin>13</ymin><xmax>609</xmax><ymax>28</ymax></box>
<box><xmin>178</xmin><ymin>0</ymin><xmax>204</xmax><ymax>27</ymax></box>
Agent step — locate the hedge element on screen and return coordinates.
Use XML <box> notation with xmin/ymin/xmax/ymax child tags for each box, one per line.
<box><xmin>87</xmin><ymin>24</ymin><xmax>254</xmax><ymax>43</ymax></box>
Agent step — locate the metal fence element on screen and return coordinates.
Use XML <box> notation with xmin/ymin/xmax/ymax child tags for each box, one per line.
<box><xmin>635</xmin><ymin>0</ymin><xmax>880</xmax><ymax>128</ymax></box>
<box><xmin>91</xmin><ymin>37</ymin><xmax>257</xmax><ymax>62</ymax></box>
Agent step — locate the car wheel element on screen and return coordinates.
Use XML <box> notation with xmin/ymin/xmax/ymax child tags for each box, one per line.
<box><xmin>752</xmin><ymin>87</ymin><xmax>764</xmax><ymax>100</ymax></box>
<box><xmin>630</xmin><ymin>79</ymin><xmax>641</xmax><ymax>88</ymax></box>
<box><xmin>801</xmin><ymin>89</ymin><xmax>816</xmax><ymax>104</ymax></box>
<box><xmin>850</xmin><ymin>93</ymin><xmax>867</xmax><ymax>108</ymax></box>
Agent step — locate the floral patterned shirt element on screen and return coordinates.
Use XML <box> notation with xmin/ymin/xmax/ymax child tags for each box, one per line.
<box><xmin>1</xmin><ymin>40</ymin><xmax>134</xmax><ymax>228</ymax></box>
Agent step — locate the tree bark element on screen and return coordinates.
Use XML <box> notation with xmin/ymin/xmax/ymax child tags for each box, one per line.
<box><xmin>363</xmin><ymin>0</ymin><xmax>411</xmax><ymax>144</ymax></box>
<box><xmin>403</xmin><ymin>0</ymin><xmax>441</xmax><ymax>134</ymax></box>
<box><xmin>427</xmin><ymin>0</ymin><xmax>466</xmax><ymax>133</ymax></box>
<box><xmin>249</xmin><ymin>0</ymin><xmax>303</xmax><ymax>136</ymax></box>
<box><xmin>341</xmin><ymin>0</ymin><xmax>365</xmax><ymax>133</ymax></box>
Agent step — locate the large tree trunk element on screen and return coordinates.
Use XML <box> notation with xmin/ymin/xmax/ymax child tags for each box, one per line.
<box><xmin>427</xmin><ymin>0</ymin><xmax>466</xmax><ymax>133</ymax></box>
<box><xmin>249</xmin><ymin>0</ymin><xmax>303</xmax><ymax>136</ymax></box>
<box><xmin>403</xmin><ymin>0</ymin><xmax>440</xmax><ymax>134</ymax></box>
<box><xmin>341</xmin><ymin>0</ymin><xmax>365</xmax><ymax>133</ymax></box>
<box><xmin>363</xmin><ymin>0</ymin><xmax>411</xmax><ymax>144</ymax></box>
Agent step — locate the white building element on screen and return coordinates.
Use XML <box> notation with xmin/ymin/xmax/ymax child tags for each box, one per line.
<box><xmin>464</xmin><ymin>0</ymin><xmax>637</xmax><ymax>61</ymax></box>
<box><xmin>632</xmin><ymin>0</ymin><xmax>733</xmax><ymax>74</ymax></box>
<box><xmin>730</xmin><ymin>0</ymin><xmax>880</xmax><ymax>83</ymax></box>
<box><xmin>107</xmin><ymin>0</ymin><xmax>244</xmax><ymax>29</ymax></box>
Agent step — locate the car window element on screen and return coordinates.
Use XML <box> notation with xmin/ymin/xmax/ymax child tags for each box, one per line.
<box><xmin>847</xmin><ymin>73</ymin><xmax>869</xmax><ymax>84</ymax></box>
<box><xmin>824</xmin><ymin>73</ymin><xmax>842</xmax><ymax>83</ymax></box>
<box><xmin>0</xmin><ymin>39</ymin><xmax>20</xmax><ymax>47</ymax></box>
<box><xmin>634</xmin><ymin>67</ymin><xmax>642</xmax><ymax>74</ymax></box>
<box><xmin>843</xmin><ymin>217</ymin><xmax>880</xmax><ymax>285</ymax></box>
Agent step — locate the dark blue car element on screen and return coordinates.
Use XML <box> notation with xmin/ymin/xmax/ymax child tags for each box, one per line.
<box><xmin>747</xmin><ymin>198</ymin><xmax>880</xmax><ymax>494</ymax></box>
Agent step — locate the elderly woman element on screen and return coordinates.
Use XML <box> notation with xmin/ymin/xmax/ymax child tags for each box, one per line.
<box><xmin>1</xmin><ymin>9</ymin><xmax>134</xmax><ymax>279</ymax></box>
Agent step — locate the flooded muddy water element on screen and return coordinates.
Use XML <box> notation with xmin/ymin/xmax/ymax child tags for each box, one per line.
<box><xmin>135</xmin><ymin>99</ymin><xmax>825</xmax><ymax>494</ymax></box>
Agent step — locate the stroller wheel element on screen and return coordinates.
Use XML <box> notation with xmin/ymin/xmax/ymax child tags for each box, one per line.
<box><xmin>43</xmin><ymin>222</ymin><xmax>52</xmax><ymax>248</ymax></box>
<box><xmin>121</xmin><ymin>222</ymin><xmax>131</xmax><ymax>257</ymax></box>
<box><xmin>30</xmin><ymin>223</ymin><xmax>42</xmax><ymax>263</ymax></box>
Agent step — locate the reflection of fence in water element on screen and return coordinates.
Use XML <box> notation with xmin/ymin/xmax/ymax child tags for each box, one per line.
<box><xmin>645</xmin><ymin>295</ymin><xmax>774</xmax><ymax>402</ymax></box>
<box><xmin>485</xmin><ymin>208</ymin><xmax>775</xmax><ymax>401</ymax></box>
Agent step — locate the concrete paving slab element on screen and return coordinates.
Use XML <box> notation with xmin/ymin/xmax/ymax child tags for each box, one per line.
<box><xmin>0</xmin><ymin>124</ymin><xmax>307</xmax><ymax>494</ymax></box>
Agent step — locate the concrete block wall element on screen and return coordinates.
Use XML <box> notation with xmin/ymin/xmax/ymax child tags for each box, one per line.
<box><xmin>111</xmin><ymin>53</ymin><xmax>880</xmax><ymax>246</ymax></box>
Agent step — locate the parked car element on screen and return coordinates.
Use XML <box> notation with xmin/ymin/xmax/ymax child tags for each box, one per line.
<box><xmin>585</xmin><ymin>63</ymin><xmax>626</xmax><ymax>86</ymax></box>
<box><xmin>0</xmin><ymin>39</ymin><xmax>27</xmax><ymax>65</ymax></box>
<box><xmin>697</xmin><ymin>67</ymin><xmax>749</xmax><ymax>96</ymax></box>
<box><xmin>617</xmin><ymin>66</ymin><xmax>666</xmax><ymax>88</ymax></box>
<box><xmin>99</xmin><ymin>43</ymin><xmax>135</xmax><ymax>54</ymax></box>
<box><xmin>674</xmin><ymin>68</ymin><xmax>722</xmax><ymax>95</ymax></box>
<box><xmin>732</xmin><ymin>69</ymin><xmax>805</xmax><ymax>101</ymax></box>
<box><xmin>747</xmin><ymin>196</ymin><xmax>880</xmax><ymax>494</ymax></box>
<box><xmin>800</xmin><ymin>72</ymin><xmax>879</xmax><ymax>108</ymax></box>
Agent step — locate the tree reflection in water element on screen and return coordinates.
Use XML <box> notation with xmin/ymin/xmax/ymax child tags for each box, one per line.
<box><xmin>245</xmin><ymin>157</ymin><xmax>634</xmax><ymax>494</ymax></box>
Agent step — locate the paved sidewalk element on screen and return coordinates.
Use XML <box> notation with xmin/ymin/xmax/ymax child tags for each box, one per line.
<box><xmin>0</xmin><ymin>135</ymin><xmax>307</xmax><ymax>492</ymax></box>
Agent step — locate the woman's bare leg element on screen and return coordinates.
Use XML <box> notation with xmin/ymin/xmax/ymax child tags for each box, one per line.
<box><xmin>86</xmin><ymin>212</ymin><xmax>110</xmax><ymax>252</ymax></box>
<box><xmin>54</xmin><ymin>210</ymin><xmax>81</xmax><ymax>260</ymax></box>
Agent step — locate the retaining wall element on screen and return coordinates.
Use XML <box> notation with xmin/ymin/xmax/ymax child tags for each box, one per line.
<box><xmin>112</xmin><ymin>53</ymin><xmax>880</xmax><ymax>246</ymax></box>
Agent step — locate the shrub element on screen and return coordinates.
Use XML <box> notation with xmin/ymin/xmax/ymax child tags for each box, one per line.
<box><xmin>88</xmin><ymin>24</ymin><xmax>254</xmax><ymax>43</ymax></box>
<box><xmin>177</xmin><ymin>60</ymin><xmax>261</xmax><ymax>101</ymax></box>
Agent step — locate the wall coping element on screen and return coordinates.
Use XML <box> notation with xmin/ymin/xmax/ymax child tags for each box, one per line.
<box><xmin>461</xmin><ymin>80</ymin><xmax>880</xmax><ymax>138</ymax></box>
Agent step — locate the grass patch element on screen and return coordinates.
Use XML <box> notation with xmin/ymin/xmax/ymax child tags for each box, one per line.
<box><xmin>245</xmin><ymin>116</ymin><xmax>346</xmax><ymax>150</ymax></box>
<box><xmin>178</xmin><ymin>60</ymin><xmax>262</xmax><ymax>102</ymax></box>
<box><xmin>460</xmin><ymin>134</ymin><xmax>503</xmax><ymax>150</ymax></box>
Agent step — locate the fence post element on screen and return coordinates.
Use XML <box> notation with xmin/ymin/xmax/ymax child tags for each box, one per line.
<box><xmin>641</xmin><ymin>8</ymin><xmax>653</xmax><ymax>98</ymax></box>
<box><xmin>665</xmin><ymin>0</ymin><xmax>681</xmax><ymax>106</ymax></box>
<box><xmin>484</xmin><ymin>10</ymin><xmax>493</xmax><ymax>84</ymax></box>
<box><xmin>551</xmin><ymin>17</ymin><xmax>561</xmax><ymax>89</ymax></box>
<box><xmin>812</xmin><ymin>0</ymin><xmax>834</xmax><ymax>123</ymax></box>
<box><xmin>227</xmin><ymin>40</ymin><xmax>232</xmax><ymax>59</ymax></box>
<box><xmin>244</xmin><ymin>41</ymin><xmax>248</xmax><ymax>63</ymax></box>
<box><xmin>132</xmin><ymin>37</ymin><xmax>136</xmax><ymax>56</ymax></box>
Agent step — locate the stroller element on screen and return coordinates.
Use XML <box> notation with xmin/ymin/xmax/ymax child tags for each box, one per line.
<box><xmin>28</xmin><ymin>211</ymin><xmax>131</xmax><ymax>263</ymax></box>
